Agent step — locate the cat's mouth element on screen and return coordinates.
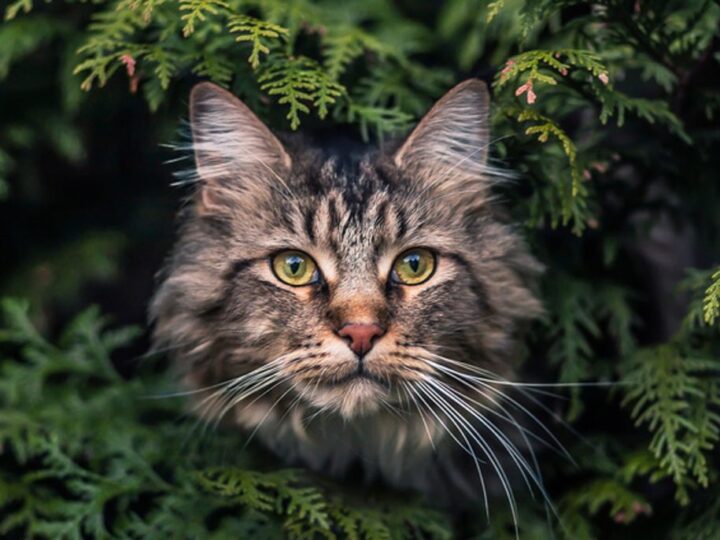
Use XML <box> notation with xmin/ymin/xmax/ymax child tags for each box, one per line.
<box><xmin>292</xmin><ymin>361</ymin><xmax>394</xmax><ymax>417</ymax></box>
<box><xmin>320</xmin><ymin>369</ymin><xmax>389</xmax><ymax>389</ymax></box>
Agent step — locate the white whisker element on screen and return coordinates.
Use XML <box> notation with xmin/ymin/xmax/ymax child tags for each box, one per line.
<box><xmin>427</xmin><ymin>359</ymin><xmax>576</xmax><ymax>464</ymax></box>
<box><xmin>409</xmin><ymin>381</ymin><xmax>492</xmax><ymax>522</ymax></box>
<box><xmin>426</xmin><ymin>377</ymin><xmax>556</xmax><ymax>512</ymax></box>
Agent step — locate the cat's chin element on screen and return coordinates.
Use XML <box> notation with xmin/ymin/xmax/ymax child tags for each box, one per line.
<box><xmin>303</xmin><ymin>377</ymin><xmax>387</xmax><ymax>419</ymax></box>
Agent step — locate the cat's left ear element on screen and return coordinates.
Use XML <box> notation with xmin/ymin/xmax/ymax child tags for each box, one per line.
<box><xmin>189</xmin><ymin>82</ymin><xmax>292</xmax><ymax>213</ymax></box>
<box><xmin>393</xmin><ymin>79</ymin><xmax>491</xmax><ymax>184</ymax></box>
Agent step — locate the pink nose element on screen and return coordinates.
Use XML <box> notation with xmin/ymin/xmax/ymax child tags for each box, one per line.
<box><xmin>338</xmin><ymin>323</ymin><xmax>385</xmax><ymax>357</ymax></box>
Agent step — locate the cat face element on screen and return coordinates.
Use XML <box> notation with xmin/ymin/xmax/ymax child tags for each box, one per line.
<box><xmin>151</xmin><ymin>80</ymin><xmax>542</xmax><ymax>420</ymax></box>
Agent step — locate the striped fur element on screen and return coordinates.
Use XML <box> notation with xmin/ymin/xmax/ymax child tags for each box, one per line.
<box><xmin>151</xmin><ymin>80</ymin><xmax>543</xmax><ymax>504</ymax></box>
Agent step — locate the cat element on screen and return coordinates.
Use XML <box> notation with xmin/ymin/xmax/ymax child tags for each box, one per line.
<box><xmin>150</xmin><ymin>79</ymin><xmax>546</xmax><ymax>506</ymax></box>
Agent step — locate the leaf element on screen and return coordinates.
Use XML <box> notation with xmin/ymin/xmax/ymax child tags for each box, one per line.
<box><xmin>622</xmin><ymin>345</ymin><xmax>720</xmax><ymax>504</ymax></box>
<box><xmin>561</xmin><ymin>479</ymin><xmax>651</xmax><ymax>526</ymax></box>
<box><xmin>227</xmin><ymin>14</ymin><xmax>288</xmax><ymax>69</ymax></box>
<box><xmin>322</xmin><ymin>26</ymin><xmax>388</xmax><ymax>81</ymax></box>
<box><xmin>509</xmin><ymin>107</ymin><xmax>589</xmax><ymax>234</ymax></box>
<box><xmin>703</xmin><ymin>268</ymin><xmax>720</xmax><ymax>326</ymax></box>
<box><xmin>179</xmin><ymin>0</ymin><xmax>229</xmax><ymax>37</ymax></box>
<box><xmin>74</xmin><ymin>7</ymin><xmax>147</xmax><ymax>91</ymax></box>
<box><xmin>342</xmin><ymin>101</ymin><xmax>414</xmax><ymax>141</ymax></box>
<box><xmin>0</xmin><ymin>16</ymin><xmax>63</xmax><ymax>79</ymax></box>
<box><xmin>192</xmin><ymin>51</ymin><xmax>234</xmax><ymax>86</ymax></box>
<box><xmin>486</xmin><ymin>0</ymin><xmax>505</xmax><ymax>23</ymax></box>
<box><xmin>146</xmin><ymin>44</ymin><xmax>176</xmax><ymax>89</ymax></box>
<box><xmin>3</xmin><ymin>0</ymin><xmax>33</xmax><ymax>21</ymax></box>
<box><xmin>258</xmin><ymin>55</ymin><xmax>344</xmax><ymax>129</ymax></box>
<box><xmin>494</xmin><ymin>48</ymin><xmax>608</xmax><ymax>95</ymax></box>
<box><xmin>595</xmin><ymin>86</ymin><xmax>691</xmax><ymax>144</ymax></box>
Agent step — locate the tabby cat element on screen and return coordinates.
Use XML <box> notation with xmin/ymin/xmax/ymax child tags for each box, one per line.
<box><xmin>150</xmin><ymin>79</ymin><xmax>546</xmax><ymax>505</ymax></box>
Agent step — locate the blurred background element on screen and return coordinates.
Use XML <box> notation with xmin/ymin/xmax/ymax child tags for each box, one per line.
<box><xmin>1</xmin><ymin>54</ymin><xmax>177</xmax><ymax>344</ymax></box>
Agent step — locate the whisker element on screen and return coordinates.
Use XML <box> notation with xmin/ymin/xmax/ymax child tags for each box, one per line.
<box><xmin>425</xmin><ymin>378</ymin><xmax>554</xmax><ymax>506</ymax></box>
<box><xmin>212</xmin><ymin>373</ymin><xmax>290</xmax><ymax>431</ymax></box>
<box><xmin>426</xmin><ymin>378</ymin><xmax>565</xmax><ymax>534</ymax></box>
<box><xmin>145</xmin><ymin>357</ymin><xmax>287</xmax><ymax>400</ymax></box>
<box><xmin>241</xmin><ymin>383</ymin><xmax>299</xmax><ymax>451</ymax></box>
<box><xmin>426</xmin><ymin>352</ymin><xmax>621</xmax><ymax>389</ymax></box>
<box><xmin>427</xmin><ymin>359</ymin><xmax>576</xmax><ymax>464</ymax></box>
<box><xmin>399</xmin><ymin>382</ymin><xmax>438</xmax><ymax>453</ymax></box>
<box><xmin>427</xmin><ymin>368</ymin><xmax>563</xmax><ymax>457</ymax></box>
<box><xmin>184</xmin><ymin>369</ymin><xmax>279</xmax><ymax>441</ymax></box>
<box><xmin>408</xmin><ymin>381</ymin><xmax>492</xmax><ymax>524</ymax></box>
<box><xmin>183</xmin><ymin>353</ymin><xmax>297</xmax><ymax>439</ymax></box>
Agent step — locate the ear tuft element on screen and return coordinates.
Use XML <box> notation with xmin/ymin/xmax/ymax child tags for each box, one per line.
<box><xmin>189</xmin><ymin>82</ymin><xmax>291</xmax><ymax>182</ymax></box>
<box><xmin>394</xmin><ymin>79</ymin><xmax>491</xmax><ymax>179</ymax></box>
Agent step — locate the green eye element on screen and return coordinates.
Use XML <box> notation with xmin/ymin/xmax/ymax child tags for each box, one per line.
<box><xmin>272</xmin><ymin>250</ymin><xmax>318</xmax><ymax>286</ymax></box>
<box><xmin>392</xmin><ymin>248</ymin><xmax>435</xmax><ymax>285</ymax></box>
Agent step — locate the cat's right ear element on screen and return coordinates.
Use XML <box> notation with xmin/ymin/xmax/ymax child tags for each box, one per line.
<box><xmin>189</xmin><ymin>82</ymin><xmax>291</xmax><ymax>213</ymax></box>
<box><xmin>392</xmin><ymin>80</ymin><xmax>493</xmax><ymax>203</ymax></box>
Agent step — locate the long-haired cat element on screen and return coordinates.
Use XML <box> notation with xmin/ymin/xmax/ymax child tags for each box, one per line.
<box><xmin>150</xmin><ymin>79</ymin><xmax>547</xmax><ymax>508</ymax></box>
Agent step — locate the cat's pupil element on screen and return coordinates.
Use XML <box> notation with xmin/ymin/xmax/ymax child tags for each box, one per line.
<box><xmin>288</xmin><ymin>256</ymin><xmax>302</xmax><ymax>275</ymax></box>
<box><xmin>407</xmin><ymin>255</ymin><xmax>420</xmax><ymax>273</ymax></box>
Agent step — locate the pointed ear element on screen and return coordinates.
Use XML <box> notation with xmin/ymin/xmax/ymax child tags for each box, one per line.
<box><xmin>189</xmin><ymin>82</ymin><xmax>291</xmax><ymax>212</ymax></box>
<box><xmin>394</xmin><ymin>79</ymin><xmax>491</xmax><ymax>182</ymax></box>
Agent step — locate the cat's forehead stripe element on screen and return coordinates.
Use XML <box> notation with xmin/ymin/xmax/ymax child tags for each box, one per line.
<box><xmin>303</xmin><ymin>206</ymin><xmax>315</xmax><ymax>243</ymax></box>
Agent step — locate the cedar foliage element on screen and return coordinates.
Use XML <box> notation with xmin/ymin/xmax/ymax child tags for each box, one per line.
<box><xmin>0</xmin><ymin>299</ymin><xmax>452</xmax><ymax>539</ymax></box>
<box><xmin>1</xmin><ymin>0</ymin><xmax>720</xmax><ymax>538</ymax></box>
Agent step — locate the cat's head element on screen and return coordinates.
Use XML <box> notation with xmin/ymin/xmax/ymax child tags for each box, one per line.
<box><xmin>151</xmin><ymin>80</ymin><xmax>542</xmax><ymax>420</ymax></box>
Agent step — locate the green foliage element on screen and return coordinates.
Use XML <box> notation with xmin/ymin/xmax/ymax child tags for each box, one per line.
<box><xmin>198</xmin><ymin>468</ymin><xmax>331</xmax><ymax>529</ymax></box>
<box><xmin>0</xmin><ymin>299</ymin><xmax>453</xmax><ymax>539</ymax></box>
<box><xmin>198</xmin><ymin>468</ymin><xmax>452</xmax><ymax>540</ymax></box>
<box><xmin>3</xmin><ymin>232</ymin><xmax>126</xmax><ymax>325</ymax></box>
<box><xmin>322</xmin><ymin>27</ymin><xmax>374</xmax><ymax>81</ymax></box>
<box><xmin>510</xmin><ymin>107</ymin><xmax>586</xmax><ymax>233</ymax></box>
<box><xmin>180</xmin><ymin>0</ymin><xmax>229</xmax><ymax>37</ymax></box>
<box><xmin>703</xmin><ymin>268</ymin><xmax>720</xmax><ymax>326</ymax></box>
<box><xmin>490</xmin><ymin>41</ymin><xmax>692</xmax><ymax>233</ymax></box>
<box><xmin>7</xmin><ymin>0</ymin><xmax>710</xmax><ymax>235</ymax></box>
<box><xmin>670</xmin><ymin>488</ymin><xmax>720</xmax><ymax>540</ymax></box>
<box><xmin>1</xmin><ymin>1</ymin><xmax>720</xmax><ymax>538</ymax></box>
<box><xmin>562</xmin><ymin>479</ymin><xmax>649</xmax><ymax>528</ymax></box>
<box><xmin>3</xmin><ymin>0</ymin><xmax>33</xmax><ymax>21</ymax></box>
<box><xmin>551</xmin><ymin>446</ymin><xmax>657</xmax><ymax>539</ymax></box>
<box><xmin>27</xmin><ymin>0</ymin><xmax>446</xmax><ymax>134</ymax></box>
<box><xmin>493</xmin><ymin>49</ymin><xmax>609</xmax><ymax>95</ymax></box>
<box><xmin>0</xmin><ymin>13</ymin><xmax>84</xmax><ymax>190</ymax></box>
<box><xmin>227</xmin><ymin>14</ymin><xmax>288</xmax><ymax>68</ymax></box>
<box><xmin>594</xmin><ymin>86</ymin><xmax>691</xmax><ymax>143</ymax></box>
<box><xmin>258</xmin><ymin>54</ymin><xmax>344</xmax><ymax>128</ymax></box>
<box><xmin>0</xmin><ymin>16</ymin><xmax>63</xmax><ymax>79</ymax></box>
<box><xmin>622</xmin><ymin>344</ymin><xmax>720</xmax><ymax>504</ymax></box>
<box><xmin>680</xmin><ymin>268</ymin><xmax>719</xmax><ymax>332</ymax></box>
<box><xmin>541</xmin><ymin>276</ymin><xmax>635</xmax><ymax>419</ymax></box>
